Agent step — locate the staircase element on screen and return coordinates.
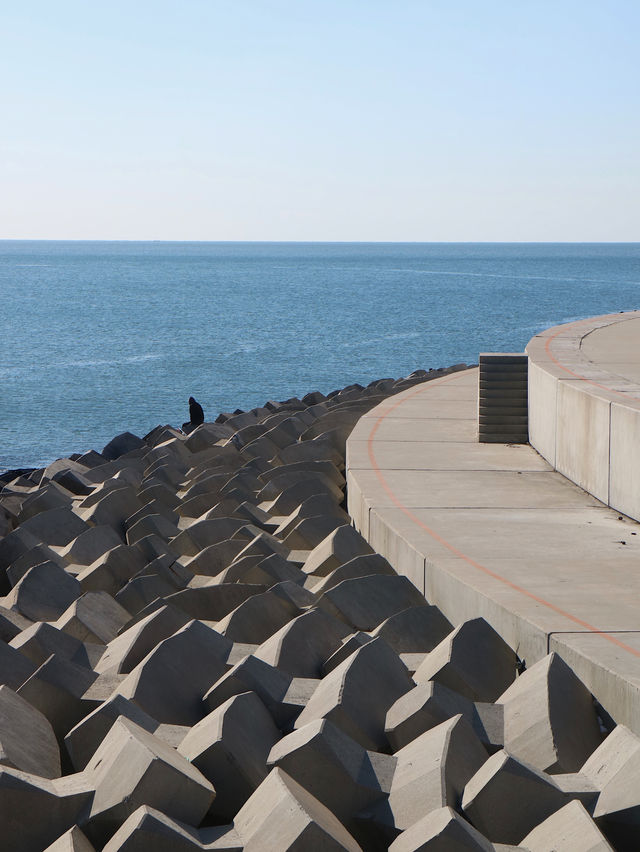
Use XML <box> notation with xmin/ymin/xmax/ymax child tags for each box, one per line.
<box><xmin>478</xmin><ymin>353</ymin><xmax>529</xmax><ymax>443</ymax></box>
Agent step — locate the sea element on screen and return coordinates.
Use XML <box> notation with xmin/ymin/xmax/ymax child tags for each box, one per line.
<box><xmin>1</xmin><ymin>241</ymin><xmax>639</xmax><ymax>473</ymax></box>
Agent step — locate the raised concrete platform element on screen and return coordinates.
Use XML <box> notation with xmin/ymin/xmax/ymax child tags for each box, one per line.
<box><xmin>527</xmin><ymin>310</ymin><xmax>640</xmax><ymax>521</ymax></box>
<box><xmin>346</xmin><ymin>350</ymin><xmax>640</xmax><ymax>735</ymax></box>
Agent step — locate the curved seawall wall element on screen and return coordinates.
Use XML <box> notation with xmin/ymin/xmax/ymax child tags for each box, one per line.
<box><xmin>526</xmin><ymin>310</ymin><xmax>640</xmax><ymax>522</ymax></box>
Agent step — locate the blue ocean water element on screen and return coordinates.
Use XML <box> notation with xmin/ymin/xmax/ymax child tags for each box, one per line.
<box><xmin>1</xmin><ymin>241</ymin><xmax>639</xmax><ymax>472</ymax></box>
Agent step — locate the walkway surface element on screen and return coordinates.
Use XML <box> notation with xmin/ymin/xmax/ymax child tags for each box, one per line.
<box><xmin>347</xmin><ymin>352</ymin><xmax>640</xmax><ymax>735</ymax></box>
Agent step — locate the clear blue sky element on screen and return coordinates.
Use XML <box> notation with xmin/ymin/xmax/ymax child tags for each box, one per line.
<box><xmin>2</xmin><ymin>1</ymin><xmax>638</xmax><ymax>240</ymax></box>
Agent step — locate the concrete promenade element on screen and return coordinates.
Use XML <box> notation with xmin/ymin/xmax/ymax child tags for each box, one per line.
<box><xmin>346</xmin><ymin>321</ymin><xmax>640</xmax><ymax>735</ymax></box>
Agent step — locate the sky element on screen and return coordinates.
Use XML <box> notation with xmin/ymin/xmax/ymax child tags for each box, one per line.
<box><xmin>1</xmin><ymin>1</ymin><xmax>638</xmax><ymax>241</ymax></box>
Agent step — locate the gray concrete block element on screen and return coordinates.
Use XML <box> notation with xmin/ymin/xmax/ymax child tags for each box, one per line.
<box><xmin>321</xmin><ymin>631</ymin><xmax>373</xmax><ymax>675</ymax></box>
<box><xmin>217</xmin><ymin>552</ymin><xmax>304</xmax><ymax>588</ymax></box>
<box><xmin>268</xmin><ymin>718</ymin><xmax>394</xmax><ymax>837</ymax></box>
<box><xmin>79</xmin><ymin>488</ymin><xmax>142</xmax><ymax>537</ymax></box>
<box><xmin>18</xmin><ymin>654</ymin><xmax>99</xmax><ymax>741</ymax></box>
<box><xmin>254</xmin><ymin>607</ymin><xmax>352</xmax><ymax>678</ymax></box>
<box><xmin>115</xmin><ymin>574</ymin><xmax>176</xmax><ymax>615</ymax></box>
<box><xmin>183</xmin><ymin>539</ymin><xmax>248</xmax><ymax>577</ymax></box>
<box><xmin>0</xmin><ymin>684</ymin><xmax>61</xmax><ymax>778</ymax></box>
<box><xmin>102</xmin><ymin>432</ymin><xmax>146</xmax><ymax>460</ymax></box>
<box><xmin>57</xmin><ymin>526</ymin><xmax>124</xmax><ymax>566</ymax></box>
<box><xmin>231</xmin><ymin>529</ymin><xmax>290</xmax><ymax>562</ymax></box>
<box><xmin>165</xmin><ymin>582</ymin><xmax>267</xmax><ymax>622</ymax></box>
<box><xmin>302</xmin><ymin>525</ymin><xmax>374</xmax><ymax>578</ymax></box>
<box><xmin>262</xmin><ymin>479</ymin><xmax>339</xmax><ymax>516</ymax></box>
<box><xmin>117</xmin><ymin>620</ymin><xmax>231</xmax><ymax>725</ymax></box>
<box><xmin>278</xmin><ymin>437</ymin><xmax>343</xmax><ymax>467</ymax></box>
<box><xmin>308</xmin><ymin>552</ymin><xmax>396</xmax><ymax>594</ymax></box>
<box><xmin>0</xmin><ymin>766</ymin><xmax>94</xmax><ymax>852</ymax></box>
<box><xmin>84</xmin><ymin>716</ymin><xmax>214</xmax><ymax>846</ymax></box>
<box><xmin>371</xmin><ymin>605</ymin><xmax>454</xmax><ymax>654</ymax></box>
<box><xmin>102</xmin><ymin>804</ymin><xmax>243</xmax><ymax>851</ymax></box>
<box><xmin>461</xmin><ymin>750</ymin><xmax>568</xmax><ymax>844</ymax></box>
<box><xmin>276</xmin><ymin>492</ymin><xmax>350</xmax><ymax>537</ymax></box>
<box><xmin>5</xmin><ymin>561</ymin><xmax>82</xmax><ymax>621</ymax></box>
<box><xmin>203</xmin><ymin>654</ymin><xmax>296</xmax><ymax>730</ymax></box>
<box><xmin>55</xmin><ymin>592</ymin><xmax>132</xmax><ymax>645</ymax></box>
<box><xmin>498</xmin><ymin>652</ymin><xmax>603</xmax><ymax>774</ymax></box>
<box><xmin>414</xmin><ymin>617</ymin><xmax>517</xmax><ymax>702</ymax></box>
<box><xmin>372</xmin><ymin>715</ymin><xmax>487</xmax><ymax>842</ymax></box>
<box><xmin>170</xmin><ymin>518</ymin><xmax>248</xmax><ymax>557</ymax></box>
<box><xmin>6</xmin><ymin>542</ymin><xmax>66</xmax><ymax>586</ymax></box>
<box><xmin>258</xmin><ymin>470</ymin><xmax>343</xmax><ymax>505</ymax></box>
<box><xmin>64</xmin><ymin>692</ymin><xmax>159</xmax><ymax>770</ymax></box>
<box><xmin>95</xmin><ymin>604</ymin><xmax>191</xmax><ymax>674</ymax></box>
<box><xmin>77</xmin><ymin>545</ymin><xmax>146</xmax><ymax>596</ymax></box>
<box><xmin>19</xmin><ymin>506</ymin><xmax>88</xmax><ymax>547</ymax></box>
<box><xmin>282</xmin><ymin>514</ymin><xmax>346</xmax><ymax>549</ymax></box>
<box><xmin>178</xmin><ymin>690</ymin><xmax>281</xmax><ymax>821</ymax></box>
<box><xmin>385</xmin><ymin>681</ymin><xmax>476</xmax><ymax>752</ymax></box>
<box><xmin>43</xmin><ymin>825</ymin><xmax>96</xmax><ymax>851</ymax></box>
<box><xmin>589</xmin><ymin>726</ymin><xmax>640</xmax><ymax>847</ymax></box>
<box><xmin>295</xmin><ymin>636</ymin><xmax>413</xmax><ymax>750</ymax></box>
<box><xmin>234</xmin><ymin>767</ymin><xmax>363</xmax><ymax>851</ymax></box>
<box><xmin>387</xmin><ymin>806</ymin><xmax>493</xmax><ymax>852</ymax></box>
<box><xmin>317</xmin><ymin>573</ymin><xmax>428</xmax><ymax>631</ymax></box>
<box><xmin>126</xmin><ymin>513</ymin><xmax>180</xmax><ymax>546</ymax></box>
<box><xmin>0</xmin><ymin>525</ymin><xmax>42</xmax><ymax>575</ymax></box>
<box><xmin>216</xmin><ymin>586</ymin><xmax>301</xmax><ymax>644</ymax></box>
<box><xmin>0</xmin><ymin>638</ymin><xmax>37</xmax><ymax>689</ymax></box>
<box><xmin>10</xmin><ymin>621</ymin><xmax>100</xmax><ymax>669</ymax></box>
<box><xmin>521</xmin><ymin>799</ymin><xmax>613</xmax><ymax>851</ymax></box>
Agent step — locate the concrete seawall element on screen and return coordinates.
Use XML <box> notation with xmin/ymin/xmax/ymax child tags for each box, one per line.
<box><xmin>527</xmin><ymin>310</ymin><xmax>640</xmax><ymax>521</ymax></box>
<box><xmin>346</xmin><ymin>318</ymin><xmax>640</xmax><ymax>735</ymax></box>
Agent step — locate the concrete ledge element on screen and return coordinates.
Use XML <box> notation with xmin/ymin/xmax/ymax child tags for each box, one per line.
<box><xmin>346</xmin><ymin>363</ymin><xmax>640</xmax><ymax>735</ymax></box>
<box><xmin>526</xmin><ymin>311</ymin><xmax>640</xmax><ymax>520</ymax></box>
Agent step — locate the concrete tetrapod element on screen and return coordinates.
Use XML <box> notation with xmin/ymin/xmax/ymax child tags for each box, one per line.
<box><xmin>233</xmin><ymin>767</ymin><xmax>363</xmax><ymax>851</ymax></box>
<box><xmin>116</xmin><ymin>620</ymin><xmax>231</xmax><ymax>725</ymax></box>
<box><xmin>0</xmin><ymin>684</ymin><xmax>61</xmax><ymax>778</ymax></box>
<box><xmin>94</xmin><ymin>604</ymin><xmax>191</xmax><ymax>675</ymax></box>
<box><xmin>461</xmin><ymin>749</ymin><xmax>568</xmax><ymax>844</ymax></box>
<box><xmin>55</xmin><ymin>591</ymin><xmax>132</xmax><ymax>645</ymax></box>
<box><xmin>215</xmin><ymin>585</ymin><xmax>302</xmax><ymax>644</ymax></box>
<box><xmin>316</xmin><ymin>573</ymin><xmax>428</xmax><ymax>631</ymax></box>
<box><xmin>588</xmin><ymin>725</ymin><xmax>640</xmax><ymax>847</ymax></box>
<box><xmin>5</xmin><ymin>561</ymin><xmax>83</xmax><ymax>622</ymax></box>
<box><xmin>203</xmin><ymin>654</ymin><xmax>296</xmax><ymax>730</ymax></box>
<box><xmin>9</xmin><ymin>620</ymin><xmax>100</xmax><ymax>669</ymax></box>
<box><xmin>366</xmin><ymin>715</ymin><xmax>487</xmax><ymax>844</ymax></box>
<box><xmin>498</xmin><ymin>652</ymin><xmax>603</xmax><ymax>774</ymax></box>
<box><xmin>64</xmin><ymin>693</ymin><xmax>161</xmax><ymax>771</ymax></box>
<box><xmin>178</xmin><ymin>690</ymin><xmax>281</xmax><ymax>821</ymax></box>
<box><xmin>267</xmin><ymin>718</ymin><xmax>395</xmax><ymax>839</ymax></box>
<box><xmin>43</xmin><ymin>825</ymin><xmax>96</xmax><ymax>851</ymax></box>
<box><xmin>370</xmin><ymin>605</ymin><xmax>453</xmax><ymax>655</ymax></box>
<box><xmin>102</xmin><ymin>805</ymin><xmax>243</xmax><ymax>851</ymax></box>
<box><xmin>294</xmin><ymin>636</ymin><xmax>414</xmax><ymax>751</ymax></box>
<box><xmin>520</xmin><ymin>800</ymin><xmax>613</xmax><ymax>852</ymax></box>
<box><xmin>0</xmin><ymin>765</ymin><xmax>94</xmax><ymax>852</ymax></box>
<box><xmin>82</xmin><ymin>716</ymin><xmax>214</xmax><ymax>847</ymax></box>
<box><xmin>302</xmin><ymin>525</ymin><xmax>375</xmax><ymax>578</ymax></box>
<box><xmin>388</xmin><ymin>806</ymin><xmax>493</xmax><ymax>852</ymax></box>
<box><xmin>253</xmin><ymin>606</ymin><xmax>352</xmax><ymax>678</ymax></box>
<box><xmin>414</xmin><ymin>617</ymin><xmax>517</xmax><ymax>702</ymax></box>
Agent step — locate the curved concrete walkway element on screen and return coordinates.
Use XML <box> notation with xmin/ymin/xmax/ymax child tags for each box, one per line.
<box><xmin>347</xmin><ymin>351</ymin><xmax>640</xmax><ymax>734</ymax></box>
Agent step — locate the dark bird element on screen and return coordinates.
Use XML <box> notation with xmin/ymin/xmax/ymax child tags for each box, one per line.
<box><xmin>189</xmin><ymin>396</ymin><xmax>204</xmax><ymax>426</ymax></box>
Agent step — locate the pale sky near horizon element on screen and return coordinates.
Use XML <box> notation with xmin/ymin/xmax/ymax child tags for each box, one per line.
<box><xmin>2</xmin><ymin>1</ymin><xmax>638</xmax><ymax>241</ymax></box>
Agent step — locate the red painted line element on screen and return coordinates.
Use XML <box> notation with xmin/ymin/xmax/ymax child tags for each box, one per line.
<box><xmin>366</xmin><ymin>368</ymin><xmax>640</xmax><ymax>659</ymax></box>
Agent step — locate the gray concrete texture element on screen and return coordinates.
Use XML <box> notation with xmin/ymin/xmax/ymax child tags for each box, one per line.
<box><xmin>0</xmin><ymin>362</ymin><xmax>632</xmax><ymax>849</ymax></box>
